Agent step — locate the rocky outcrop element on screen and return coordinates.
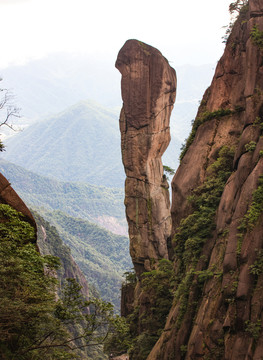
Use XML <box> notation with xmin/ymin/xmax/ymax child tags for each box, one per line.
<box><xmin>147</xmin><ymin>1</ymin><xmax>263</xmax><ymax>359</ymax></box>
<box><xmin>0</xmin><ymin>172</ymin><xmax>36</xmax><ymax>236</ymax></box>
<box><xmin>116</xmin><ymin>39</ymin><xmax>176</xmax><ymax>275</ymax></box>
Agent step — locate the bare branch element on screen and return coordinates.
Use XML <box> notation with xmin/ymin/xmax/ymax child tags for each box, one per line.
<box><xmin>0</xmin><ymin>87</ymin><xmax>21</xmax><ymax>131</ymax></box>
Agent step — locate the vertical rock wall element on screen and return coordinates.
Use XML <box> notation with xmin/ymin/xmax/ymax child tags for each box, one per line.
<box><xmin>147</xmin><ymin>0</ymin><xmax>263</xmax><ymax>359</ymax></box>
<box><xmin>116</xmin><ymin>40</ymin><xmax>176</xmax><ymax>274</ymax></box>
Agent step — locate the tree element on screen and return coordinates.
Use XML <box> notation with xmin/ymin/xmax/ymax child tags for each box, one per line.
<box><xmin>0</xmin><ymin>204</ymin><xmax>126</xmax><ymax>359</ymax></box>
<box><xmin>0</xmin><ymin>79</ymin><xmax>21</xmax><ymax>151</ymax></box>
<box><xmin>222</xmin><ymin>0</ymin><xmax>249</xmax><ymax>43</ymax></box>
<box><xmin>163</xmin><ymin>165</ymin><xmax>175</xmax><ymax>180</ymax></box>
<box><xmin>229</xmin><ymin>0</ymin><xmax>248</xmax><ymax>15</ymax></box>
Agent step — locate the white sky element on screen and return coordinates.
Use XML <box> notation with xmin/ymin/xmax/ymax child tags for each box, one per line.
<box><xmin>0</xmin><ymin>0</ymin><xmax>232</xmax><ymax>68</ymax></box>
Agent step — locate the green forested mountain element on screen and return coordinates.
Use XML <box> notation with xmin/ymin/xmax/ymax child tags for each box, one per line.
<box><xmin>2</xmin><ymin>100</ymin><xmax>126</xmax><ymax>188</ymax></box>
<box><xmin>36</xmin><ymin>208</ymin><xmax>131</xmax><ymax>310</ymax></box>
<box><xmin>0</xmin><ymin>53</ymin><xmax>213</xmax><ymax>124</ymax></box>
<box><xmin>0</xmin><ymin>158</ymin><xmax>127</xmax><ymax>234</ymax></box>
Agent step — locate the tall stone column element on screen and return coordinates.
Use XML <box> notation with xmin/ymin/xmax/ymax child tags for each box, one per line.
<box><xmin>116</xmin><ymin>40</ymin><xmax>176</xmax><ymax>275</ymax></box>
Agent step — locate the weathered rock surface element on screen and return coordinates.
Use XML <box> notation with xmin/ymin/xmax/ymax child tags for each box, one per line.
<box><xmin>147</xmin><ymin>1</ymin><xmax>263</xmax><ymax>359</ymax></box>
<box><xmin>116</xmin><ymin>39</ymin><xmax>176</xmax><ymax>274</ymax></box>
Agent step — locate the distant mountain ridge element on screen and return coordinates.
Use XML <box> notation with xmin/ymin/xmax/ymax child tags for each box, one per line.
<box><xmin>0</xmin><ymin>52</ymin><xmax>214</xmax><ymax>124</ymax></box>
<box><xmin>0</xmin><ymin>54</ymin><xmax>215</xmax><ymax>174</ymax></box>
<box><xmin>2</xmin><ymin>100</ymin><xmax>127</xmax><ymax>188</ymax></box>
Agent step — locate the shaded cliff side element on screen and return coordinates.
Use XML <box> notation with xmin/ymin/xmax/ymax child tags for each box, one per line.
<box><xmin>148</xmin><ymin>0</ymin><xmax>263</xmax><ymax>359</ymax></box>
<box><xmin>118</xmin><ymin>1</ymin><xmax>263</xmax><ymax>359</ymax></box>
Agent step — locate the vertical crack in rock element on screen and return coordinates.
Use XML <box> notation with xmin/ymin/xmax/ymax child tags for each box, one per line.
<box><xmin>116</xmin><ymin>39</ymin><xmax>176</xmax><ymax>275</ymax></box>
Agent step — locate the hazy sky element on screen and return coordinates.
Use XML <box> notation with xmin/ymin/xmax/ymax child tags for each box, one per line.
<box><xmin>0</xmin><ymin>0</ymin><xmax>232</xmax><ymax>68</ymax></box>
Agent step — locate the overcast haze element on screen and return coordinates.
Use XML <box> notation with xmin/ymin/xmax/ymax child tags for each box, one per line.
<box><xmin>0</xmin><ymin>0</ymin><xmax>232</xmax><ymax>68</ymax></box>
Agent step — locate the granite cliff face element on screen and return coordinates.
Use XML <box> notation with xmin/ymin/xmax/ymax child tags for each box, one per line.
<box><xmin>118</xmin><ymin>1</ymin><xmax>263</xmax><ymax>359</ymax></box>
<box><xmin>148</xmin><ymin>0</ymin><xmax>263</xmax><ymax>358</ymax></box>
<box><xmin>116</xmin><ymin>39</ymin><xmax>176</xmax><ymax>275</ymax></box>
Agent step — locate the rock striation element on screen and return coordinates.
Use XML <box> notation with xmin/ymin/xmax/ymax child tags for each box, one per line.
<box><xmin>147</xmin><ymin>0</ymin><xmax>263</xmax><ymax>359</ymax></box>
<box><xmin>116</xmin><ymin>39</ymin><xmax>176</xmax><ymax>275</ymax></box>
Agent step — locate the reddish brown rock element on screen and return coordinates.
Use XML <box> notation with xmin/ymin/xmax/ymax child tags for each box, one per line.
<box><xmin>147</xmin><ymin>1</ymin><xmax>263</xmax><ymax>359</ymax></box>
<box><xmin>116</xmin><ymin>39</ymin><xmax>176</xmax><ymax>274</ymax></box>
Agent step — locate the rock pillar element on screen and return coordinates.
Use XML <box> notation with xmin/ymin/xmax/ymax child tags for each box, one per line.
<box><xmin>116</xmin><ymin>39</ymin><xmax>176</xmax><ymax>274</ymax></box>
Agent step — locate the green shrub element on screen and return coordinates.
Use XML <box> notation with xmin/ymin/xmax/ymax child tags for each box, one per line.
<box><xmin>123</xmin><ymin>269</ymin><xmax>137</xmax><ymax>284</ymax></box>
<box><xmin>172</xmin><ymin>147</ymin><xmax>234</xmax><ymax>331</ymax></box>
<box><xmin>129</xmin><ymin>333</ymin><xmax>159</xmax><ymax>360</ymax></box>
<box><xmin>250</xmin><ymin>250</ymin><xmax>263</xmax><ymax>276</ymax></box>
<box><xmin>237</xmin><ymin>175</ymin><xmax>263</xmax><ymax>261</ymax></box>
<box><xmin>222</xmin><ymin>1</ymin><xmax>249</xmax><ymax>44</ymax></box>
<box><xmin>126</xmin><ymin>259</ymin><xmax>175</xmax><ymax>359</ymax></box>
<box><xmin>245</xmin><ymin>319</ymin><xmax>262</xmax><ymax>340</ymax></box>
<box><xmin>245</xmin><ymin>141</ymin><xmax>257</xmax><ymax>152</ymax></box>
<box><xmin>239</xmin><ymin>175</ymin><xmax>263</xmax><ymax>232</ymax></box>
<box><xmin>251</xmin><ymin>25</ymin><xmax>263</xmax><ymax>49</ymax></box>
<box><xmin>175</xmin><ymin>146</ymin><xmax>235</xmax><ymax>270</ymax></box>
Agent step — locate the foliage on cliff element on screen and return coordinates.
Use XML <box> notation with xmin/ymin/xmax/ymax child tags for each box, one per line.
<box><xmin>171</xmin><ymin>147</ymin><xmax>235</xmax><ymax>339</ymax></box>
<box><xmin>175</xmin><ymin>146</ymin><xmax>235</xmax><ymax>272</ymax></box>
<box><xmin>138</xmin><ymin>1</ymin><xmax>263</xmax><ymax>357</ymax></box>
<box><xmin>0</xmin><ymin>204</ymin><xmax>63</xmax><ymax>359</ymax></box>
<box><xmin>122</xmin><ymin>146</ymin><xmax>235</xmax><ymax>360</ymax></box>
<box><xmin>0</xmin><ymin>204</ymin><xmax>129</xmax><ymax>360</ymax></box>
<box><xmin>120</xmin><ymin>260</ymin><xmax>175</xmax><ymax>359</ymax></box>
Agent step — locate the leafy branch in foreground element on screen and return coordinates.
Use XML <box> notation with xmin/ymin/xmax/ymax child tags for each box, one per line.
<box><xmin>163</xmin><ymin>165</ymin><xmax>175</xmax><ymax>179</ymax></box>
<box><xmin>0</xmin><ymin>204</ymin><xmax>126</xmax><ymax>359</ymax></box>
